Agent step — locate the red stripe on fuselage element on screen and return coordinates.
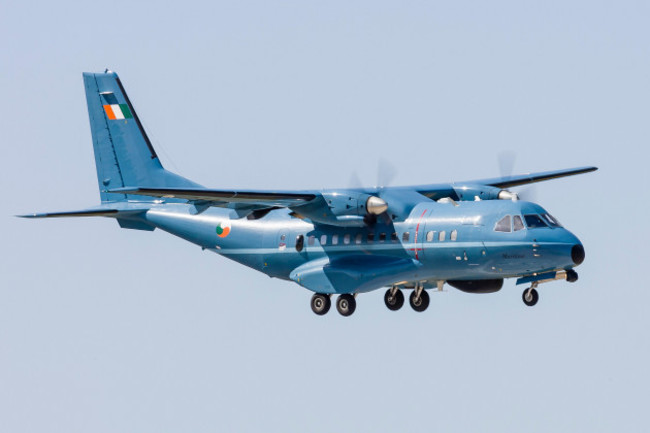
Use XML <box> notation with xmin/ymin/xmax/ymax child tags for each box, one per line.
<box><xmin>412</xmin><ymin>209</ymin><xmax>427</xmax><ymax>260</ymax></box>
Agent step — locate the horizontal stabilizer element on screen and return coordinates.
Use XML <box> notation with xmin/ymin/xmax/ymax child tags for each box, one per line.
<box><xmin>18</xmin><ymin>207</ymin><xmax>150</xmax><ymax>219</ymax></box>
<box><xmin>18</xmin><ymin>209</ymin><xmax>121</xmax><ymax>218</ymax></box>
<box><xmin>108</xmin><ymin>187</ymin><xmax>317</xmax><ymax>206</ymax></box>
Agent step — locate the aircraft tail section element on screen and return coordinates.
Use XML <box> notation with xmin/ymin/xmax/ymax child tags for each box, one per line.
<box><xmin>83</xmin><ymin>71</ymin><xmax>200</xmax><ymax>202</ymax></box>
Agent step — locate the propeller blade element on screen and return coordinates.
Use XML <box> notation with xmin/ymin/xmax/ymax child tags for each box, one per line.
<box><xmin>348</xmin><ymin>172</ymin><xmax>363</xmax><ymax>190</ymax></box>
<box><xmin>498</xmin><ymin>150</ymin><xmax>516</xmax><ymax>180</ymax></box>
<box><xmin>377</xmin><ymin>158</ymin><xmax>397</xmax><ymax>188</ymax></box>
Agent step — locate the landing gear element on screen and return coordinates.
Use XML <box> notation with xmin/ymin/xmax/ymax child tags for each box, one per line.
<box><xmin>522</xmin><ymin>286</ymin><xmax>539</xmax><ymax>307</ymax></box>
<box><xmin>384</xmin><ymin>287</ymin><xmax>405</xmax><ymax>311</ymax></box>
<box><xmin>310</xmin><ymin>293</ymin><xmax>331</xmax><ymax>315</ymax></box>
<box><xmin>409</xmin><ymin>287</ymin><xmax>430</xmax><ymax>312</ymax></box>
<box><xmin>336</xmin><ymin>294</ymin><xmax>357</xmax><ymax>317</ymax></box>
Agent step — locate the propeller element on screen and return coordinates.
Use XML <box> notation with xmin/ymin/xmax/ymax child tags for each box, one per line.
<box><xmin>377</xmin><ymin>157</ymin><xmax>397</xmax><ymax>190</ymax></box>
<box><xmin>497</xmin><ymin>151</ymin><xmax>538</xmax><ymax>202</ymax></box>
<box><xmin>348</xmin><ymin>158</ymin><xmax>396</xmax><ymax>225</ymax></box>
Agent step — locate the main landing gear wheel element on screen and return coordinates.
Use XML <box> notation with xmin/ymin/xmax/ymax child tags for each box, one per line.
<box><xmin>336</xmin><ymin>294</ymin><xmax>357</xmax><ymax>317</ymax></box>
<box><xmin>522</xmin><ymin>288</ymin><xmax>539</xmax><ymax>307</ymax></box>
<box><xmin>384</xmin><ymin>288</ymin><xmax>405</xmax><ymax>311</ymax></box>
<box><xmin>409</xmin><ymin>290</ymin><xmax>430</xmax><ymax>312</ymax></box>
<box><xmin>311</xmin><ymin>293</ymin><xmax>331</xmax><ymax>315</ymax></box>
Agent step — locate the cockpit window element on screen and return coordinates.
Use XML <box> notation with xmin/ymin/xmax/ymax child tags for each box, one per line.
<box><xmin>495</xmin><ymin>215</ymin><xmax>512</xmax><ymax>232</ymax></box>
<box><xmin>513</xmin><ymin>215</ymin><xmax>525</xmax><ymax>231</ymax></box>
<box><xmin>541</xmin><ymin>213</ymin><xmax>562</xmax><ymax>228</ymax></box>
<box><xmin>524</xmin><ymin>214</ymin><xmax>549</xmax><ymax>228</ymax></box>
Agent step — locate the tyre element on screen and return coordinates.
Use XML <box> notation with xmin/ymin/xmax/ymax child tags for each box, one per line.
<box><xmin>522</xmin><ymin>288</ymin><xmax>539</xmax><ymax>307</ymax></box>
<box><xmin>336</xmin><ymin>294</ymin><xmax>357</xmax><ymax>317</ymax></box>
<box><xmin>409</xmin><ymin>290</ymin><xmax>430</xmax><ymax>312</ymax></box>
<box><xmin>384</xmin><ymin>288</ymin><xmax>405</xmax><ymax>311</ymax></box>
<box><xmin>311</xmin><ymin>293</ymin><xmax>331</xmax><ymax>315</ymax></box>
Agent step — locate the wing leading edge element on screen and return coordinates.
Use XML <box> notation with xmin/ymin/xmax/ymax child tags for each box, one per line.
<box><xmin>473</xmin><ymin>166</ymin><xmax>598</xmax><ymax>189</ymax></box>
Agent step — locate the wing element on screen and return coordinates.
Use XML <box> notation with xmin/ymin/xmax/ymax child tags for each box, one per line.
<box><xmin>468</xmin><ymin>166</ymin><xmax>598</xmax><ymax>188</ymax></box>
<box><xmin>415</xmin><ymin>166</ymin><xmax>598</xmax><ymax>198</ymax></box>
<box><xmin>108</xmin><ymin>187</ymin><xmax>317</xmax><ymax>207</ymax></box>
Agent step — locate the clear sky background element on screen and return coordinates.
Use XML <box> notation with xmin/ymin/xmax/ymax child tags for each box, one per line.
<box><xmin>1</xmin><ymin>1</ymin><xmax>648</xmax><ymax>432</ymax></box>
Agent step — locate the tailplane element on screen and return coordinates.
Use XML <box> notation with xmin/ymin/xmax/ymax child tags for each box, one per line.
<box><xmin>84</xmin><ymin>70</ymin><xmax>200</xmax><ymax>202</ymax></box>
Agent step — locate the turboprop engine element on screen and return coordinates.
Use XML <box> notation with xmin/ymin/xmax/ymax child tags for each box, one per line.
<box><xmin>290</xmin><ymin>192</ymin><xmax>388</xmax><ymax>227</ymax></box>
<box><xmin>452</xmin><ymin>184</ymin><xmax>518</xmax><ymax>201</ymax></box>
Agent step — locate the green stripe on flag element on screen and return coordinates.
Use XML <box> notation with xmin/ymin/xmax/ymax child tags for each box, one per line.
<box><xmin>120</xmin><ymin>104</ymin><xmax>133</xmax><ymax>119</ymax></box>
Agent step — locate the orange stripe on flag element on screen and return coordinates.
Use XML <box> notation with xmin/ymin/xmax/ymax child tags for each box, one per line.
<box><xmin>103</xmin><ymin>105</ymin><xmax>116</xmax><ymax>120</ymax></box>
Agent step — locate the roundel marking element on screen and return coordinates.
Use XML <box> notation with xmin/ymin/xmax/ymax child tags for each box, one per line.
<box><xmin>216</xmin><ymin>221</ymin><xmax>231</xmax><ymax>238</ymax></box>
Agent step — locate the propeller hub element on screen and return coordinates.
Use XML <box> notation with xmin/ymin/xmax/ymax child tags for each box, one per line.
<box><xmin>366</xmin><ymin>196</ymin><xmax>388</xmax><ymax>215</ymax></box>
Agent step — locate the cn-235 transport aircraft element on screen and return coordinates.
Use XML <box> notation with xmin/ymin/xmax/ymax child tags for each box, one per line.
<box><xmin>22</xmin><ymin>71</ymin><xmax>597</xmax><ymax>317</ymax></box>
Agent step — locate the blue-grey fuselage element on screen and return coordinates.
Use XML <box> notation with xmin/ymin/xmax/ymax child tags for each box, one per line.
<box><xmin>23</xmin><ymin>70</ymin><xmax>594</xmax><ymax>315</ymax></box>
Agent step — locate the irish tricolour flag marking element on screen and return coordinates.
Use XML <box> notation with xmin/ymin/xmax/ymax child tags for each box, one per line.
<box><xmin>216</xmin><ymin>221</ymin><xmax>231</xmax><ymax>238</ymax></box>
<box><xmin>103</xmin><ymin>104</ymin><xmax>133</xmax><ymax>120</ymax></box>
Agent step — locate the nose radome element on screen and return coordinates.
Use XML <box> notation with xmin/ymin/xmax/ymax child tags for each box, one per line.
<box><xmin>572</xmin><ymin>244</ymin><xmax>585</xmax><ymax>265</ymax></box>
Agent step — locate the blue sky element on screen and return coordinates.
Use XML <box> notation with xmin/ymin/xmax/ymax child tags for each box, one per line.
<box><xmin>1</xmin><ymin>1</ymin><xmax>648</xmax><ymax>432</ymax></box>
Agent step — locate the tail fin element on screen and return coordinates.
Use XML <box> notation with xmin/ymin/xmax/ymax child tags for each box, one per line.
<box><xmin>84</xmin><ymin>70</ymin><xmax>200</xmax><ymax>202</ymax></box>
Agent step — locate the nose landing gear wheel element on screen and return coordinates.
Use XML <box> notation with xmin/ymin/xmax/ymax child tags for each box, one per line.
<box><xmin>311</xmin><ymin>293</ymin><xmax>331</xmax><ymax>315</ymax></box>
<box><xmin>409</xmin><ymin>290</ymin><xmax>430</xmax><ymax>312</ymax></box>
<box><xmin>384</xmin><ymin>288</ymin><xmax>405</xmax><ymax>311</ymax></box>
<box><xmin>522</xmin><ymin>288</ymin><xmax>539</xmax><ymax>307</ymax></box>
<box><xmin>336</xmin><ymin>294</ymin><xmax>357</xmax><ymax>317</ymax></box>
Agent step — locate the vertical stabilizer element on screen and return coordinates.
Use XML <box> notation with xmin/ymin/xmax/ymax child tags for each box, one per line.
<box><xmin>84</xmin><ymin>71</ymin><xmax>200</xmax><ymax>202</ymax></box>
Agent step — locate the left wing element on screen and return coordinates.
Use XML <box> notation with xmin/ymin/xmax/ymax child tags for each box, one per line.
<box><xmin>467</xmin><ymin>166</ymin><xmax>598</xmax><ymax>189</ymax></box>
<box><xmin>415</xmin><ymin>166</ymin><xmax>598</xmax><ymax>200</ymax></box>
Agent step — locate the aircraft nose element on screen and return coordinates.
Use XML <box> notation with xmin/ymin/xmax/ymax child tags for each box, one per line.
<box><xmin>571</xmin><ymin>244</ymin><xmax>585</xmax><ymax>265</ymax></box>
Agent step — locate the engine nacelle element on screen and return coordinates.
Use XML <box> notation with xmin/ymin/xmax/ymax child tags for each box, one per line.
<box><xmin>320</xmin><ymin>192</ymin><xmax>387</xmax><ymax>217</ymax></box>
<box><xmin>290</xmin><ymin>192</ymin><xmax>388</xmax><ymax>226</ymax></box>
<box><xmin>452</xmin><ymin>184</ymin><xmax>517</xmax><ymax>201</ymax></box>
<box><xmin>447</xmin><ymin>279</ymin><xmax>504</xmax><ymax>294</ymax></box>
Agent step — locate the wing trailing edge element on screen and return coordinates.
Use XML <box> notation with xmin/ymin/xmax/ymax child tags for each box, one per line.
<box><xmin>108</xmin><ymin>187</ymin><xmax>317</xmax><ymax>206</ymax></box>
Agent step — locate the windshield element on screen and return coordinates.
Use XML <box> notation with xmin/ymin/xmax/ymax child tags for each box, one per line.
<box><xmin>541</xmin><ymin>213</ymin><xmax>562</xmax><ymax>227</ymax></box>
<box><xmin>524</xmin><ymin>214</ymin><xmax>549</xmax><ymax>229</ymax></box>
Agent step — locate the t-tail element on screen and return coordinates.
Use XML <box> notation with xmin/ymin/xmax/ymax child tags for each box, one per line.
<box><xmin>19</xmin><ymin>70</ymin><xmax>201</xmax><ymax>221</ymax></box>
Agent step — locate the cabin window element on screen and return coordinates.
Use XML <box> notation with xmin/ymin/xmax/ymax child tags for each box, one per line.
<box><xmin>450</xmin><ymin>230</ymin><xmax>458</xmax><ymax>241</ymax></box>
<box><xmin>295</xmin><ymin>235</ymin><xmax>304</xmax><ymax>252</ymax></box>
<box><xmin>320</xmin><ymin>234</ymin><xmax>327</xmax><ymax>245</ymax></box>
<box><xmin>402</xmin><ymin>232</ymin><xmax>410</xmax><ymax>242</ymax></box>
<box><xmin>367</xmin><ymin>233</ymin><xmax>375</xmax><ymax>243</ymax></box>
<box><xmin>332</xmin><ymin>234</ymin><xmax>339</xmax><ymax>245</ymax></box>
<box><xmin>426</xmin><ymin>231</ymin><xmax>435</xmax><ymax>242</ymax></box>
<box><xmin>524</xmin><ymin>214</ymin><xmax>548</xmax><ymax>228</ymax></box>
<box><xmin>308</xmin><ymin>235</ymin><xmax>315</xmax><ymax>246</ymax></box>
<box><xmin>379</xmin><ymin>233</ymin><xmax>387</xmax><ymax>243</ymax></box>
<box><xmin>343</xmin><ymin>234</ymin><xmax>351</xmax><ymax>244</ymax></box>
<box><xmin>439</xmin><ymin>231</ymin><xmax>446</xmax><ymax>242</ymax></box>
<box><xmin>280</xmin><ymin>234</ymin><xmax>286</xmax><ymax>241</ymax></box>
<box><xmin>495</xmin><ymin>215</ymin><xmax>512</xmax><ymax>232</ymax></box>
<box><xmin>355</xmin><ymin>233</ymin><xmax>362</xmax><ymax>244</ymax></box>
<box><xmin>513</xmin><ymin>215</ymin><xmax>525</xmax><ymax>231</ymax></box>
<box><xmin>391</xmin><ymin>232</ymin><xmax>398</xmax><ymax>242</ymax></box>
